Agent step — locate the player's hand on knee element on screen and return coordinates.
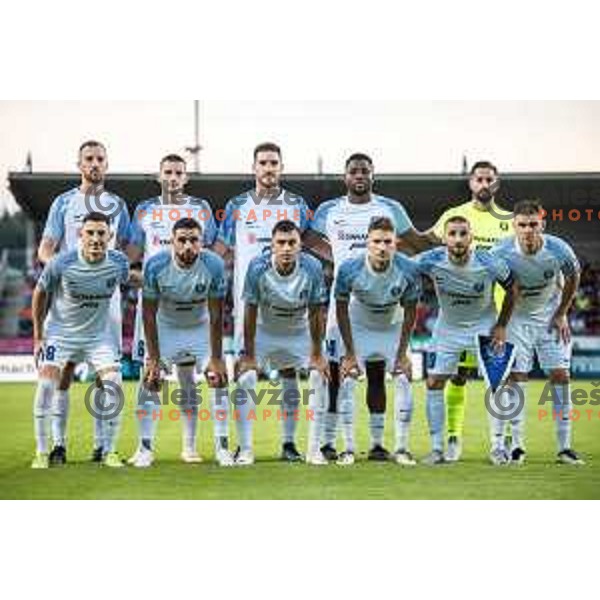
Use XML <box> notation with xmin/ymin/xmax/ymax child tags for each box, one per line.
<box><xmin>309</xmin><ymin>353</ymin><xmax>330</xmax><ymax>381</ymax></box>
<box><xmin>392</xmin><ymin>353</ymin><xmax>413</xmax><ymax>381</ymax></box>
<box><xmin>235</xmin><ymin>356</ymin><xmax>258</xmax><ymax>380</ymax></box>
<box><xmin>205</xmin><ymin>357</ymin><xmax>228</xmax><ymax>388</ymax></box>
<box><xmin>144</xmin><ymin>358</ymin><xmax>162</xmax><ymax>392</ymax></box>
<box><xmin>340</xmin><ymin>354</ymin><xmax>361</xmax><ymax>380</ymax></box>
<box><xmin>490</xmin><ymin>324</ymin><xmax>507</xmax><ymax>353</ymax></box>
<box><xmin>549</xmin><ymin>313</ymin><xmax>571</xmax><ymax>345</ymax></box>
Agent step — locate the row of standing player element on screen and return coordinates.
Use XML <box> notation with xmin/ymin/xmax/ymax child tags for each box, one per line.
<box><xmin>30</xmin><ymin>141</ymin><xmax>584</xmax><ymax>468</ymax></box>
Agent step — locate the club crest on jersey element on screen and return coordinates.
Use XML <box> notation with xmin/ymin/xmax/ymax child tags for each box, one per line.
<box><xmin>473</xmin><ymin>281</ymin><xmax>485</xmax><ymax>293</ymax></box>
<box><xmin>500</xmin><ymin>222</ymin><xmax>509</xmax><ymax>232</ymax></box>
<box><xmin>391</xmin><ymin>286</ymin><xmax>403</xmax><ymax>297</ymax></box>
<box><xmin>195</xmin><ymin>282</ymin><xmax>207</xmax><ymax>294</ymax></box>
<box><xmin>247</xmin><ymin>233</ymin><xmax>257</xmax><ymax>244</ymax></box>
<box><xmin>544</xmin><ymin>269</ymin><xmax>555</xmax><ymax>280</ymax></box>
<box><xmin>106</xmin><ymin>277</ymin><xmax>116</xmax><ymax>289</ymax></box>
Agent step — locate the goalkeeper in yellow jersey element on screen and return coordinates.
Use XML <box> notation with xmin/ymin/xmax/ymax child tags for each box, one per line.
<box><xmin>428</xmin><ymin>161</ymin><xmax>513</xmax><ymax>462</ymax></box>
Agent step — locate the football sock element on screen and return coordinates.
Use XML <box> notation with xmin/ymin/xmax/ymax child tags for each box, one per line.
<box><xmin>510</xmin><ymin>381</ymin><xmax>527</xmax><ymax>450</ymax></box>
<box><xmin>393</xmin><ymin>374</ymin><xmax>413</xmax><ymax>452</ymax></box>
<box><xmin>50</xmin><ymin>389</ymin><xmax>69</xmax><ymax>447</ymax></box>
<box><xmin>446</xmin><ymin>381</ymin><xmax>466</xmax><ymax>438</ymax></box>
<box><xmin>136</xmin><ymin>379</ymin><xmax>160</xmax><ymax>451</ymax></box>
<box><xmin>552</xmin><ymin>383</ymin><xmax>572</xmax><ymax>452</ymax></box>
<box><xmin>369</xmin><ymin>413</ymin><xmax>385</xmax><ymax>448</ymax></box>
<box><xmin>366</xmin><ymin>361</ymin><xmax>386</xmax><ymax>447</ymax></box>
<box><xmin>307</xmin><ymin>370</ymin><xmax>327</xmax><ymax>455</ymax></box>
<box><xmin>236</xmin><ymin>370</ymin><xmax>257</xmax><ymax>453</ymax></box>
<box><xmin>281</xmin><ymin>376</ymin><xmax>299</xmax><ymax>445</ymax></box>
<box><xmin>323</xmin><ymin>361</ymin><xmax>339</xmax><ymax>447</ymax></box>
<box><xmin>178</xmin><ymin>366</ymin><xmax>199</xmax><ymax>454</ymax></box>
<box><xmin>426</xmin><ymin>388</ymin><xmax>445</xmax><ymax>453</ymax></box>
<box><xmin>211</xmin><ymin>387</ymin><xmax>229</xmax><ymax>449</ymax></box>
<box><xmin>99</xmin><ymin>371</ymin><xmax>124</xmax><ymax>453</ymax></box>
<box><xmin>339</xmin><ymin>377</ymin><xmax>357</xmax><ymax>453</ymax></box>
<box><xmin>93</xmin><ymin>377</ymin><xmax>106</xmax><ymax>450</ymax></box>
<box><xmin>33</xmin><ymin>378</ymin><xmax>55</xmax><ymax>454</ymax></box>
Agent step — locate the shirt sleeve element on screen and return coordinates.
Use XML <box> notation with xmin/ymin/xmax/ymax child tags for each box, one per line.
<box><xmin>309</xmin><ymin>201</ymin><xmax>331</xmax><ymax>238</ymax></box>
<box><xmin>306</xmin><ymin>258</ymin><xmax>328</xmax><ymax>305</ymax></box>
<box><xmin>117</xmin><ymin>253</ymin><xmax>129</xmax><ymax>286</ymax></box>
<box><xmin>389</xmin><ymin>200</ymin><xmax>414</xmax><ymax>236</ymax></box>
<box><xmin>206</xmin><ymin>254</ymin><xmax>227</xmax><ymax>299</ymax></box>
<box><xmin>37</xmin><ymin>257</ymin><xmax>61</xmax><ymax>293</ymax></box>
<box><xmin>295</xmin><ymin>196</ymin><xmax>311</xmax><ymax>233</ymax></box>
<box><xmin>217</xmin><ymin>199</ymin><xmax>238</xmax><ymax>247</ymax></box>
<box><xmin>487</xmin><ymin>253</ymin><xmax>513</xmax><ymax>288</ymax></box>
<box><xmin>202</xmin><ymin>202</ymin><xmax>219</xmax><ymax>247</ymax></box>
<box><xmin>242</xmin><ymin>258</ymin><xmax>262</xmax><ymax>305</ymax></box>
<box><xmin>334</xmin><ymin>261</ymin><xmax>354</xmax><ymax>301</ymax></box>
<box><xmin>143</xmin><ymin>259</ymin><xmax>161</xmax><ymax>301</ymax></box>
<box><xmin>400</xmin><ymin>264</ymin><xmax>421</xmax><ymax>305</ymax></box>
<box><xmin>115</xmin><ymin>199</ymin><xmax>131</xmax><ymax>247</ymax></box>
<box><xmin>42</xmin><ymin>195</ymin><xmax>66</xmax><ymax>243</ymax></box>
<box><xmin>129</xmin><ymin>205</ymin><xmax>147</xmax><ymax>249</ymax></box>
<box><xmin>556</xmin><ymin>239</ymin><xmax>581</xmax><ymax>277</ymax></box>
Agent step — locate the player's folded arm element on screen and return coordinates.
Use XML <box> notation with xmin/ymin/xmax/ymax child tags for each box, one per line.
<box><xmin>301</xmin><ymin>229</ymin><xmax>333</xmax><ymax>266</ymax></box>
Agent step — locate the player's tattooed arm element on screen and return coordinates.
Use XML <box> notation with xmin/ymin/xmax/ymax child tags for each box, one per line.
<box><xmin>550</xmin><ymin>271</ymin><xmax>580</xmax><ymax>344</ymax></box>
<box><xmin>302</xmin><ymin>229</ymin><xmax>333</xmax><ymax>265</ymax></box>
<box><xmin>212</xmin><ymin>240</ymin><xmax>234</xmax><ymax>271</ymax></box>
<box><xmin>37</xmin><ymin>238</ymin><xmax>58</xmax><ymax>265</ymax></box>
<box><xmin>397</xmin><ymin>229</ymin><xmax>441</xmax><ymax>256</ymax></box>
<box><xmin>31</xmin><ymin>287</ymin><xmax>48</xmax><ymax>366</ymax></box>
<box><xmin>393</xmin><ymin>302</ymin><xmax>417</xmax><ymax>379</ymax></box>
<box><xmin>308</xmin><ymin>305</ymin><xmax>329</xmax><ymax>379</ymax></box>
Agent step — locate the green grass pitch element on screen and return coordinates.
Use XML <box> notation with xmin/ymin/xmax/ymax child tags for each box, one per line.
<box><xmin>0</xmin><ymin>380</ymin><xmax>598</xmax><ymax>499</ymax></box>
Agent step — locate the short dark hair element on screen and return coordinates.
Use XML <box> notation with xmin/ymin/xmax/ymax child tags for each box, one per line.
<box><xmin>160</xmin><ymin>154</ymin><xmax>187</xmax><ymax>167</ymax></box>
<box><xmin>444</xmin><ymin>215</ymin><xmax>471</xmax><ymax>230</ymax></box>
<box><xmin>254</xmin><ymin>142</ymin><xmax>282</xmax><ymax>161</ymax></box>
<box><xmin>79</xmin><ymin>140</ymin><xmax>107</xmax><ymax>156</ymax></box>
<box><xmin>368</xmin><ymin>216</ymin><xmax>395</xmax><ymax>233</ymax></box>
<box><xmin>345</xmin><ymin>153</ymin><xmax>374</xmax><ymax>169</ymax></box>
<box><xmin>470</xmin><ymin>161</ymin><xmax>498</xmax><ymax>175</ymax></box>
<box><xmin>173</xmin><ymin>218</ymin><xmax>203</xmax><ymax>233</ymax></box>
<box><xmin>514</xmin><ymin>199</ymin><xmax>544</xmax><ymax>217</ymax></box>
<box><xmin>82</xmin><ymin>212</ymin><xmax>111</xmax><ymax>226</ymax></box>
<box><xmin>272</xmin><ymin>220</ymin><xmax>300</xmax><ymax>236</ymax></box>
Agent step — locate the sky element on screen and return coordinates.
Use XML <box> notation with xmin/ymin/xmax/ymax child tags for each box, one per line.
<box><xmin>2</xmin><ymin>100</ymin><xmax>600</xmax><ymax>213</ymax></box>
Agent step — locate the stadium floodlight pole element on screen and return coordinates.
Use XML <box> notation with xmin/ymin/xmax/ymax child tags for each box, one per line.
<box><xmin>186</xmin><ymin>100</ymin><xmax>203</xmax><ymax>174</ymax></box>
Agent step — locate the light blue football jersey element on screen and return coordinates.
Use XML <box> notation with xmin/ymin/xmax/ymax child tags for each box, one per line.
<box><xmin>129</xmin><ymin>195</ymin><xmax>217</xmax><ymax>261</ymax></box>
<box><xmin>415</xmin><ymin>247</ymin><xmax>512</xmax><ymax>330</ymax></box>
<box><xmin>334</xmin><ymin>252</ymin><xmax>420</xmax><ymax>331</ymax></box>
<box><xmin>143</xmin><ymin>249</ymin><xmax>226</xmax><ymax>329</ymax></box>
<box><xmin>37</xmin><ymin>249</ymin><xmax>129</xmax><ymax>343</ymax></box>
<box><xmin>243</xmin><ymin>253</ymin><xmax>327</xmax><ymax>334</ymax></box>
<box><xmin>309</xmin><ymin>195</ymin><xmax>414</xmax><ymax>274</ymax></box>
<box><xmin>217</xmin><ymin>189</ymin><xmax>312</xmax><ymax>308</ymax></box>
<box><xmin>42</xmin><ymin>188</ymin><xmax>130</xmax><ymax>251</ymax></box>
<box><xmin>491</xmin><ymin>234</ymin><xmax>580</xmax><ymax>325</ymax></box>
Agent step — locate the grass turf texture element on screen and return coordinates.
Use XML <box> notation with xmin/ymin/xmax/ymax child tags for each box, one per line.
<box><xmin>0</xmin><ymin>380</ymin><xmax>598</xmax><ymax>499</ymax></box>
